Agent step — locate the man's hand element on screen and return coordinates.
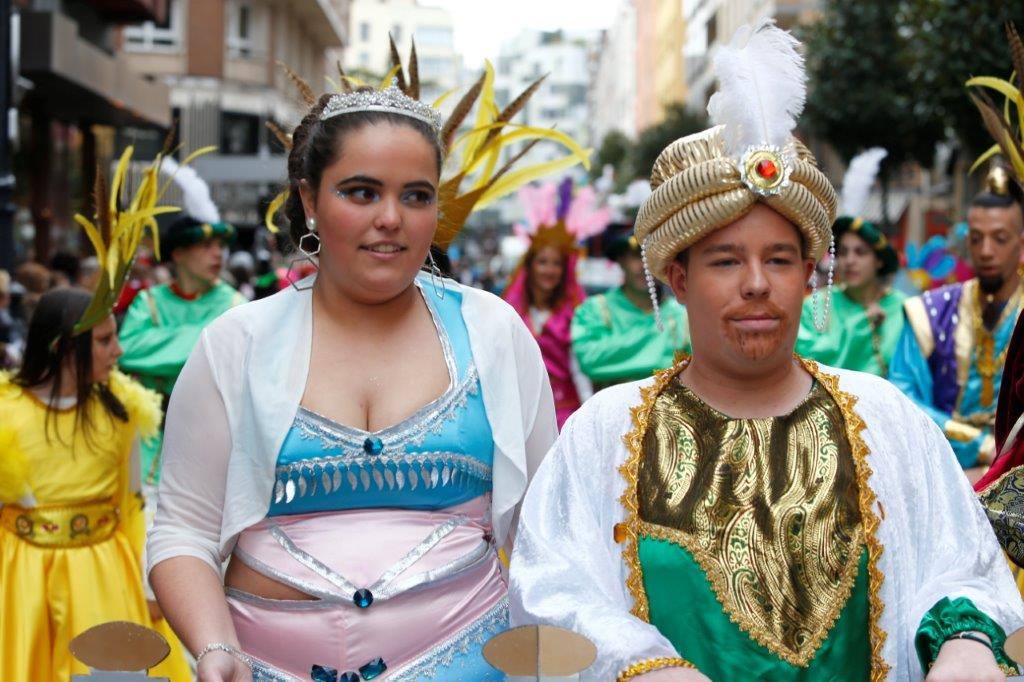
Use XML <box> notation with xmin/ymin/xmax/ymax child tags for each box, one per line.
<box><xmin>926</xmin><ymin>636</ymin><xmax>1004</xmax><ymax>681</ymax></box>
<box><xmin>633</xmin><ymin>667</ymin><xmax>712</xmax><ymax>681</ymax></box>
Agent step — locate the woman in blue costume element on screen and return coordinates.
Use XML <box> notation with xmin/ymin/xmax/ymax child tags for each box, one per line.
<box><xmin>146</xmin><ymin>55</ymin><xmax>576</xmax><ymax>681</ymax></box>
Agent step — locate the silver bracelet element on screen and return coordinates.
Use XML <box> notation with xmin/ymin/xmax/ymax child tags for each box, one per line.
<box><xmin>196</xmin><ymin>642</ymin><xmax>253</xmax><ymax>668</ymax></box>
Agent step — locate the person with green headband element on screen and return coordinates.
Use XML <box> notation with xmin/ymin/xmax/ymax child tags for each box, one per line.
<box><xmin>571</xmin><ymin>225</ymin><xmax>690</xmax><ymax>391</ymax></box>
<box><xmin>118</xmin><ymin>214</ymin><xmax>245</xmax><ymax>487</ymax></box>
<box><xmin>796</xmin><ymin>215</ymin><xmax>905</xmax><ymax>375</ymax></box>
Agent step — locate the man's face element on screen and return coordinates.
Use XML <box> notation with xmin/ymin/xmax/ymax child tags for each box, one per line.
<box><xmin>619</xmin><ymin>251</ymin><xmax>648</xmax><ymax>293</ymax></box>
<box><xmin>666</xmin><ymin>204</ymin><xmax>814</xmax><ymax>368</ymax></box>
<box><xmin>172</xmin><ymin>237</ymin><xmax>225</xmax><ymax>284</ymax></box>
<box><xmin>967</xmin><ymin>204</ymin><xmax>1024</xmax><ymax>295</ymax></box>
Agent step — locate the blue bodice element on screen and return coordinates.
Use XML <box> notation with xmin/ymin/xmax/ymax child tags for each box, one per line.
<box><xmin>268</xmin><ymin>280</ymin><xmax>494</xmax><ymax>516</ymax></box>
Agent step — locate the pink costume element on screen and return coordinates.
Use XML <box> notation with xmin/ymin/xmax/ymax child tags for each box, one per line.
<box><xmin>503</xmin><ymin>179</ymin><xmax>612</xmax><ymax>429</ymax></box>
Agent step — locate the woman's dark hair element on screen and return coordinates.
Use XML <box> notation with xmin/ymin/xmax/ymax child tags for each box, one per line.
<box><xmin>284</xmin><ymin>90</ymin><xmax>445</xmax><ymax>248</ymax></box>
<box><xmin>13</xmin><ymin>288</ymin><xmax>127</xmax><ymax>445</ymax></box>
<box><xmin>524</xmin><ymin>246</ymin><xmax>569</xmax><ymax>311</ymax></box>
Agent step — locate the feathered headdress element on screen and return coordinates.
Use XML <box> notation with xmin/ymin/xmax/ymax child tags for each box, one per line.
<box><xmin>266</xmin><ymin>37</ymin><xmax>592</xmax><ymax>248</ymax></box>
<box><xmin>634</xmin><ymin>19</ymin><xmax>837</xmax><ymax>330</ymax></box>
<box><xmin>513</xmin><ymin>178</ymin><xmax>613</xmax><ymax>252</ymax></box>
<box><xmin>158</xmin><ymin>155</ymin><xmax>220</xmax><ymax>224</ymax></box>
<box><xmin>72</xmin><ymin>143</ymin><xmax>214</xmax><ymax>335</ymax></box>
<box><xmin>839</xmin><ymin>148</ymin><xmax>887</xmax><ymax>218</ymax></box>
<box><xmin>967</xmin><ymin>22</ymin><xmax>1024</xmax><ymax>184</ymax></box>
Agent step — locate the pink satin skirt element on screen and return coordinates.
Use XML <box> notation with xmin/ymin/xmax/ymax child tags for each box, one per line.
<box><xmin>226</xmin><ymin>496</ymin><xmax>507</xmax><ymax>680</ymax></box>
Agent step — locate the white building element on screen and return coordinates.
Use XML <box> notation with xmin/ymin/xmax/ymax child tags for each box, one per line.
<box><xmin>494</xmin><ymin>29</ymin><xmax>596</xmax><ymax>167</ymax></box>
<box><xmin>123</xmin><ymin>0</ymin><xmax>348</xmax><ymax>225</ymax></box>
<box><xmin>589</xmin><ymin>0</ymin><xmax>638</xmax><ymax>145</ymax></box>
<box><xmin>342</xmin><ymin>0</ymin><xmax>461</xmax><ymax>104</ymax></box>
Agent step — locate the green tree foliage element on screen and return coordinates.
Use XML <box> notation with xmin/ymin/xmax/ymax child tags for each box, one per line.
<box><xmin>630</xmin><ymin>104</ymin><xmax>707</xmax><ymax>181</ymax></box>
<box><xmin>802</xmin><ymin>0</ymin><xmax>943</xmax><ymax>170</ymax></box>
<box><xmin>592</xmin><ymin>129</ymin><xmax>631</xmax><ymax>181</ymax></box>
<box><xmin>900</xmin><ymin>0</ymin><xmax>1024</xmax><ymax>157</ymax></box>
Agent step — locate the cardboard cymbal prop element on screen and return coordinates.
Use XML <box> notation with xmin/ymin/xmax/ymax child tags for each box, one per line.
<box><xmin>484</xmin><ymin>624</ymin><xmax>596</xmax><ymax>677</ymax></box>
<box><xmin>1007</xmin><ymin>628</ymin><xmax>1024</xmax><ymax>666</ymax></box>
<box><xmin>70</xmin><ymin>621</ymin><xmax>170</xmax><ymax>671</ymax></box>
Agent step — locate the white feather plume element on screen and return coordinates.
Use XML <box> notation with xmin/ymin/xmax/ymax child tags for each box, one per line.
<box><xmin>707</xmin><ymin>18</ymin><xmax>807</xmax><ymax>159</ymax></box>
<box><xmin>839</xmin><ymin>147</ymin><xmax>887</xmax><ymax>217</ymax></box>
<box><xmin>158</xmin><ymin>156</ymin><xmax>220</xmax><ymax>224</ymax></box>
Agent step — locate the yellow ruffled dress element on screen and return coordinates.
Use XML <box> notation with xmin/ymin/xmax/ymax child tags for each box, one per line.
<box><xmin>0</xmin><ymin>371</ymin><xmax>190</xmax><ymax>681</ymax></box>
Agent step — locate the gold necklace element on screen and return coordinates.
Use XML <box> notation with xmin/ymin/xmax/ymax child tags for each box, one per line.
<box><xmin>972</xmin><ymin>286</ymin><xmax>1012</xmax><ymax>407</ymax></box>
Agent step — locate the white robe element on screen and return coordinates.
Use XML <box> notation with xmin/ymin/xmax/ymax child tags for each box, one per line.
<box><xmin>509</xmin><ymin>364</ymin><xmax>1024</xmax><ymax>680</ymax></box>
<box><xmin>147</xmin><ymin>275</ymin><xmax>557</xmax><ymax>576</ymax></box>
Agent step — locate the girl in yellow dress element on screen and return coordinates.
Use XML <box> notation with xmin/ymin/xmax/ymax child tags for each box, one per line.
<box><xmin>0</xmin><ymin>288</ymin><xmax>190</xmax><ymax>681</ymax></box>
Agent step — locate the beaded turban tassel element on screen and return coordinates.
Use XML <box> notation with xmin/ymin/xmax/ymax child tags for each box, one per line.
<box><xmin>633</xmin><ymin>19</ymin><xmax>838</xmax><ymax>332</ymax></box>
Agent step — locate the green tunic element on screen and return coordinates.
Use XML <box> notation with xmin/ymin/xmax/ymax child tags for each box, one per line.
<box><xmin>570</xmin><ymin>286</ymin><xmax>689</xmax><ymax>388</ymax></box>
<box><xmin>118</xmin><ymin>281</ymin><xmax>244</xmax><ymax>483</ymax></box>
<box><xmin>636</xmin><ymin>378</ymin><xmax>1014</xmax><ymax>679</ymax></box>
<box><xmin>796</xmin><ymin>288</ymin><xmax>906</xmax><ymax>376</ymax></box>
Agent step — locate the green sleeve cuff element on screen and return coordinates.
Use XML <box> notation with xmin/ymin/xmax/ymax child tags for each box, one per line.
<box><xmin>914</xmin><ymin>597</ymin><xmax>1018</xmax><ymax>673</ymax></box>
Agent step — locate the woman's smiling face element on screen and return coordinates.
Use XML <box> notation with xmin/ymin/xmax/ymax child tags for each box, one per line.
<box><xmin>300</xmin><ymin>121</ymin><xmax>440</xmax><ymax>303</ymax></box>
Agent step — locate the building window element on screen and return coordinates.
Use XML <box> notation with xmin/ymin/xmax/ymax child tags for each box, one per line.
<box><xmin>221</xmin><ymin>112</ymin><xmax>260</xmax><ymax>155</ymax></box>
<box><xmin>360</xmin><ymin>22</ymin><xmax>370</xmax><ymax>41</ymax></box>
<box><xmin>360</xmin><ymin>52</ymin><xmax>370</xmax><ymax>67</ymax></box>
<box><xmin>419</xmin><ymin>56</ymin><xmax>451</xmax><ymax>80</ymax></box>
<box><xmin>415</xmin><ymin>26</ymin><xmax>452</xmax><ymax>47</ymax></box>
<box><xmin>124</xmin><ymin>0</ymin><xmax>181</xmax><ymax>52</ymax></box>
<box><xmin>391</xmin><ymin>24</ymin><xmax>402</xmax><ymax>44</ymax></box>
<box><xmin>228</xmin><ymin>2</ymin><xmax>256</xmax><ymax>59</ymax></box>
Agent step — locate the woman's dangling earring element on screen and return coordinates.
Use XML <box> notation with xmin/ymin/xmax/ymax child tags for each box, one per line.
<box><xmin>427</xmin><ymin>249</ymin><xmax>445</xmax><ymax>300</ymax></box>
<box><xmin>288</xmin><ymin>216</ymin><xmax>320</xmax><ymax>291</ymax></box>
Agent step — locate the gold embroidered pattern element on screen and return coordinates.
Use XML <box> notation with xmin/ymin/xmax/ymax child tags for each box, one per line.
<box><xmin>638</xmin><ymin>378</ymin><xmax>862</xmax><ymax>666</ymax></box>
<box><xmin>617</xmin><ymin>656</ymin><xmax>694</xmax><ymax>681</ymax></box>
<box><xmin>618</xmin><ymin>358</ymin><xmax>890</xmax><ymax>678</ymax></box>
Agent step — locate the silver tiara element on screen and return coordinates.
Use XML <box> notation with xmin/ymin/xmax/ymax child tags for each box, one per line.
<box><xmin>320</xmin><ymin>84</ymin><xmax>443</xmax><ymax>135</ymax></box>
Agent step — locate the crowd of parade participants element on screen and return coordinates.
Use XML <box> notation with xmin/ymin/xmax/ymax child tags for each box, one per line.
<box><xmin>5</xmin><ymin>20</ymin><xmax>1024</xmax><ymax>682</ymax></box>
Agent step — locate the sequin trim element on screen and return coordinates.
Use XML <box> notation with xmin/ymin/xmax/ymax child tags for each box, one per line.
<box><xmin>804</xmin><ymin>359</ymin><xmax>890</xmax><ymax>681</ymax></box>
<box><xmin>386</xmin><ymin>597</ymin><xmax>509</xmax><ymax>681</ymax></box>
<box><xmin>272</xmin><ymin>449</ymin><xmax>491</xmax><ymax>504</ymax></box>
<box><xmin>619</xmin><ymin>356</ymin><xmax>890</xmax><ymax>680</ymax></box>
<box><xmin>225</xmin><ymin>586</ymin><xmax>339</xmax><ymax>611</ymax></box>
<box><xmin>266</xmin><ymin>515</ymin><xmax>473</xmax><ymax>601</ymax></box>
<box><xmin>232</xmin><ymin>545</ymin><xmax>343</xmax><ymax>602</ymax></box>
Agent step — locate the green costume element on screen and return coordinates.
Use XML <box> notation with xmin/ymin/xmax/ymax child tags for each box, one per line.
<box><xmin>796</xmin><ymin>288</ymin><xmax>906</xmax><ymax>376</ymax></box>
<box><xmin>119</xmin><ymin>281</ymin><xmax>244</xmax><ymax>482</ymax></box>
<box><xmin>636</xmin><ymin>377</ymin><xmax>1015</xmax><ymax>679</ymax></box>
<box><xmin>571</xmin><ymin>286</ymin><xmax>689</xmax><ymax>388</ymax></box>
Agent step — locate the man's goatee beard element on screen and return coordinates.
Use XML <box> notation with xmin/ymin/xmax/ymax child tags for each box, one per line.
<box><xmin>979</xmin><ymin>274</ymin><xmax>1005</xmax><ymax>295</ymax></box>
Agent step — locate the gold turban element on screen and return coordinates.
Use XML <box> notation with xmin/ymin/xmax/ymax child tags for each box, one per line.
<box><xmin>634</xmin><ymin>125</ymin><xmax>838</xmax><ymax>282</ymax></box>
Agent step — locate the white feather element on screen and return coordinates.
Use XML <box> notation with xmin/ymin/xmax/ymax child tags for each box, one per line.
<box><xmin>707</xmin><ymin>18</ymin><xmax>807</xmax><ymax>159</ymax></box>
<box><xmin>158</xmin><ymin>156</ymin><xmax>220</xmax><ymax>224</ymax></box>
<box><xmin>839</xmin><ymin>147</ymin><xmax>887</xmax><ymax>217</ymax></box>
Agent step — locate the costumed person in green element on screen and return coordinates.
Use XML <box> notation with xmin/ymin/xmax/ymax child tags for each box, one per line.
<box><xmin>119</xmin><ymin>156</ymin><xmax>245</xmax><ymax>488</ymax></box>
<box><xmin>888</xmin><ymin>164</ymin><xmax>1024</xmax><ymax>477</ymax></box>
<box><xmin>797</xmin><ymin>148</ymin><xmax>905</xmax><ymax>375</ymax></box>
<box><xmin>509</xmin><ymin>20</ymin><xmax>1023</xmax><ymax>681</ymax></box>
<box><xmin>571</xmin><ymin>225</ymin><xmax>689</xmax><ymax>391</ymax></box>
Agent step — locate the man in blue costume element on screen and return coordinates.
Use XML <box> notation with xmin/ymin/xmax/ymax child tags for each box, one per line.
<box><xmin>890</xmin><ymin>166</ymin><xmax>1024</xmax><ymax>475</ymax></box>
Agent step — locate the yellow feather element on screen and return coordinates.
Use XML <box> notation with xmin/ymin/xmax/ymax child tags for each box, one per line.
<box><xmin>265</xmin><ymin>189</ymin><xmax>288</xmax><ymax>233</ymax></box>
<box><xmin>432</xmin><ymin>87</ymin><xmax>459</xmax><ymax>109</ymax></box>
<box><xmin>108</xmin><ymin>370</ymin><xmax>163</xmax><ymax>441</ymax></box>
<box><xmin>74</xmin><ymin>215</ymin><xmax>108</xmax><ymax>269</ymax></box>
<box><xmin>967</xmin><ymin>76</ymin><xmax>1024</xmax><ymax>112</ymax></box>
<box><xmin>477</xmin><ymin>151</ymin><xmax>592</xmax><ymax>208</ymax></box>
<box><xmin>970</xmin><ymin>144</ymin><xmax>1003</xmax><ymax>174</ymax></box>
<box><xmin>0</xmin><ymin>424</ymin><xmax>30</xmax><ymax>505</ymax></box>
<box><xmin>109</xmin><ymin>146</ymin><xmax>134</xmax><ymax>215</ymax></box>
<box><xmin>461</xmin><ymin>61</ymin><xmax>496</xmax><ymax>167</ymax></box>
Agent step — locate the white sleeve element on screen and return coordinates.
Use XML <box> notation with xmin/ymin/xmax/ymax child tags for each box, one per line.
<box><xmin>509</xmin><ymin>399</ymin><xmax>680</xmax><ymax>681</ymax></box>
<box><xmin>570</xmin><ymin>351</ymin><xmax>593</xmax><ymax>402</ymax></box>
<box><xmin>905</xmin><ymin>401</ymin><xmax>1024</xmax><ymax>642</ymax></box>
<box><xmin>512</xmin><ymin>317</ymin><xmax>558</xmax><ymax>483</ymax></box>
<box><xmin>146</xmin><ymin>330</ymin><xmax>231</xmax><ymax>577</ymax></box>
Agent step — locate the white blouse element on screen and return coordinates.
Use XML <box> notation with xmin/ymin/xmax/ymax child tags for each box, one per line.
<box><xmin>147</xmin><ymin>276</ymin><xmax>558</xmax><ymax>576</ymax></box>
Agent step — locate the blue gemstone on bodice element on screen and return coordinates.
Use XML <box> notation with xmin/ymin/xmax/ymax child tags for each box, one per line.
<box><xmin>353</xmin><ymin>588</ymin><xmax>374</xmax><ymax>609</ymax></box>
<box><xmin>362</xmin><ymin>437</ymin><xmax>384</xmax><ymax>455</ymax></box>
<box><xmin>359</xmin><ymin>658</ymin><xmax>387</xmax><ymax>679</ymax></box>
<box><xmin>338</xmin><ymin>672</ymin><xmax>359</xmax><ymax>682</ymax></box>
<box><xmin>310</xmin><ymin>664</ymin><xmax>338</xmax><ymax>682</ymax></box>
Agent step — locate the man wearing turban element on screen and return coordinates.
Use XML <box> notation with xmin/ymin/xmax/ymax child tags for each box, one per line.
<box><xmin>509</xmin><ymin>21</ymin><xmax>1022</xmax><ymax>681</ymax></box>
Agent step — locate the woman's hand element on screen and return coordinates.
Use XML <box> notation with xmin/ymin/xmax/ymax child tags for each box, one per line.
<box><xmin>196</xmin><ymin>650</ymin><xmax>252</xmax><ymax>682</ymax></box>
